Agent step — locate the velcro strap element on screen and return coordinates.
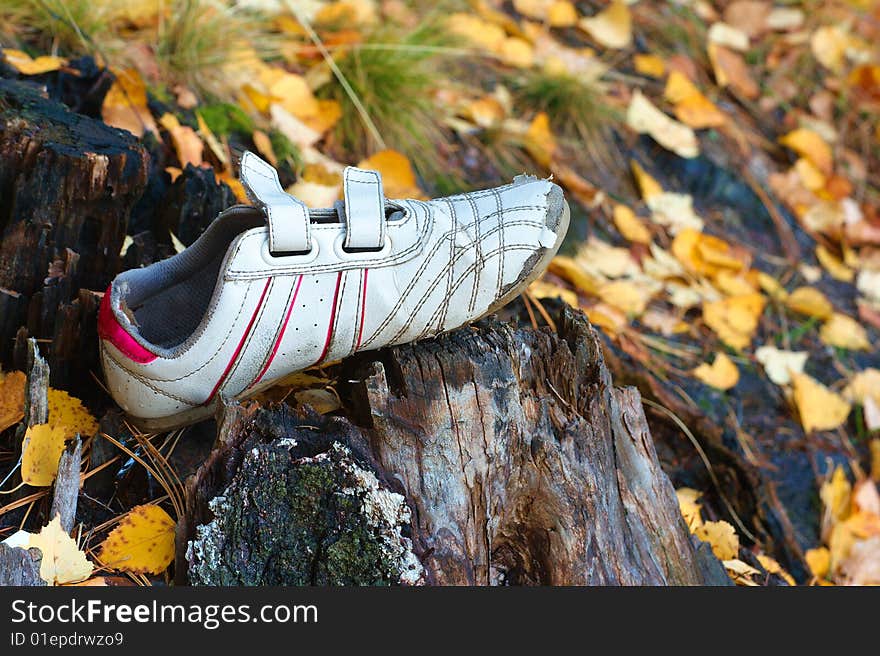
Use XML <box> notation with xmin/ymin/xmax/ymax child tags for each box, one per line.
<box><xmin>240</xmin><ymin>151</ymin><xmax>311</xmax><ymax>253</ymax></box>
<box><xmin>343</xmin><ymin>167</ymin><xmax>385</xmax><ymax>250</ymax></box>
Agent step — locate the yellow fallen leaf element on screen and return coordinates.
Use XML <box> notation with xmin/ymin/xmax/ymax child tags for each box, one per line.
<box><xmin>634</xmin><ymin>53</ymin><xmax>665</xmax><ymax>78</ymax></box>
<box><xmin>288</xmin><ymin>164</ymin><xmax>342</xmax><ymax>208</ymax></box>
<box><xmin>579</xmin><ymin>2</ymin><xmax>632</xmax><ymax>49</ymax></box>
<box><xmin>703</xmin><ymin>293</ymin><xmax>766</xmax><ymax>350</ymax></box>
<box><xmin>47</xmin><ymin>389</ymin><xmax>98</xmax><ymax>440</ymax></box>
<box><xmin>524</xmin><ymin>112</ymin><xmax>557</xmax><ymax>168</ymax></box>
<box><xmin>695</xmin><ymin>520</ymin><xmax>739</xmax><ymax>560</ymax></box>
<box><xmin>447</xmin><ymin>13</ymin><xmax>506</xmax><ymax>53</ymax></box>
<box><xmin>528</xmin><ymin>279</ymin><xmax>579</xmax><ymax>307</ymax></box>
<box><xmin>585</xmin><ymin>302</ymin><xmax>628</xmax><ymax>334</ymax></box>
<box><xmin>598</xmin><ymin>280</ymin><xmax>651</xmax><ymax>317</ymax></box>
<box><xmin>548</xmin><ymin>256</ymin><xmax>600</xmax><ymax>295</ymax></box>
<box><xmin>828</xmin><ymin>516</ymin><xmax>860</xmax><ymax>574</ymax></box>
<box><xmin>757</xmin><ymin>271</ymin><xmax>788</xmax><ymax>301</ymax></box>
<box><xmin>647</xmin><ymin>193</ymin><xmax>704</xmax><ymax>233</ymax></box>
<box><xmin>707</xmin><ymin>22</ymin><xmax>750</xmax><ymax>51</ymax></box>
<box><xmin>626</xmin><ymin>90</ymin><xmax>699</xmax><ymax>158</ymax></box>
<box><xmin>263</xmin><ymin>70</ymin><xmax>320</xmax><ymax>121</ymax></box>
<box><xmin>820</xmin><ymin>313</ymin><xmax>870</xmax><ymax>351</ymax></box>
<box><xmin>693</xmin><ymin>352</ymin><xmax>739</xmax><ymax>390</ymax></box>
<box><xmin>0</xmin><ymin>370</ymin><xmax>26</xmax><ymax>433</ymax></box>
<box><xmin>252</xmin><ymin>129</ymin><xmax>278</xmax><ymax>167</ymax></box>
<box><xmin>613</xmin><ymin>204</ymin><xmax>651</xmax><ymax>244</ymax></box>
<box><xmin>811</xmin><ymin>25</ymin><xmax>851</xmax><ymax>73</ymax></box>
<box><xmin>270</xmin><ymin>104</ymin><xmax>321</xmax><ymax>149</ymax></box>
<box><xmin>513</xmin><ymin>0</ymin><xmax>549</xmax><ymax>20</ymax></box>
<box><xmin>724</xmin><ymin>558</ymin><xmax>761</xmax><ymax>585</ymax></box>
<box><xmin>715</xmin><ymin>270</ymin><xmax>757</xmax><ymax>297</ymax></box>
<box><xmin>2</xmin><ymin>49</ymin><xmax>66</xmax><ymax>75</ymax></box>
<box><xmin>102</xmin><ymin>68</ymin><xmax>158</xmax><ymax>138</ymax></box>
<box><xmin>779</xmin><ymin>128</ymin><xmax>833</xmax><ymax>176</ymax></box>
<box><xmin>766</xmin><ymin>7</ymin><xmax>803</xmax><ymax>31</ymax></box>
<box><xmin>21</xmin><ymin>424</ymin><xmax>69</xmax><ymax>487</ymax></box>
<box><xmin>672</xmin><ymin>229</ymin><xmax>745</xmax><ymax>277</ymax></box>
<box><xmin>159</xmin><ymin>113</ymin><xmax>204</xmax><ymax>169</ymax></box>
<box><xmin>853</xmin><ymin>480</ymin><xmax>880</xmax><ymax>516</ymax></box>
<box><xmin>755</xmin><ymin>345</ymin><xmax>808</xmax><ymax>385</ymax></box>
<box><xmin>805</xmin><ymin>546</ymin><xmax>831</xmax><ymax>579</ymax></box>
<box><xmin>756</xmin><ymin>554</ymin><xmax>796</xmax><ymax>585</ymax></box>
<box><xmin>548</xmin><ymin>1</ymin><xmax>578</xmax><ymax>28</ymax></box>
<box><xmin>500</xmin><ymin>37</ymin><xmax>535</xmax><ymax>68</ymax></box>
<box><xmin>303</xmin><ymin>98</ymin><xmax>342</xmax><ymax>135</ymax></box>
<box><xmin>99</xmin><ymin>505</ymin><xmax>176</xmax><ymax>575</ymax></box>
<box><xmin>795</xmin><ymin>157</ymin><xmax>826</xmax><ymax>192</ymax></box>
<box><xmin>630</xmin><ymin>160</ymin><xmax>663</xmax><ymax>200</ymax></box>
<box><xmin>786</xmin><ymin>286</ymin><xmax>833</xmax><ymax>319</ymax></box>
<box><xmin>466</xmin><ymin>95</ymin><xmax>506</xmax><ymax>129</ymax></box>
<box><xmin>575</xmin><ymin>238</ymin><xmax>639</xmax><ymax>279</ymax></box>
<box><xmin>676</xmin><ymin>487</ymin><xmax>703</xmax><ymax>530</ymax></box>
<box><xmin>821</xmin><ymin>465</ymin><xmax>852</xmax><ymax>528</ymax></box>
<box><xmin>839</xmin><ymin>535</ymin><xmax>880</xmax><ymax>585</ymax></box>
<box><xmin>29</xmin><ymin>515</ymin><xmax>93</xmax><ymax>585</ymax></box>
<box><xmin>664</xmin><ymin>72</ymin><xmax>726</xmax><ymax>129</ymax></box>
<box><xmin>815</xmin><ymin>245</ymin><xmax>854</xmax><ymax>283</ymax></box>
<box><xmin>241</xmin><ymin>83</ymin><xmax>276</xmax><ymax>115</ymax></box>
<box><xmin>844</xmin><ymin>368</ymin><xmax>880</xmax><ymax>406</ymax></box>
<box><xmin>792</xmin><ymin>373</ymin><xmax>851</xmax><ymax>432</ymax></box>
<box><xmin>708</xmin><ymin>43</ymin><xmax>759</xmax><ymax>99</ymax></box>
<box><xmin>357</xmin><ymin>150</ymin><xmax>425</xmax><ymax>199</ymax></box>
<box><xmin>871</xmin><ymin>438</ymin><xmax>880</xmax><ymax>482</ymax></box>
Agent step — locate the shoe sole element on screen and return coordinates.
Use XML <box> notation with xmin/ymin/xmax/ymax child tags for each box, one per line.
<box><xmin>127</xmin><ymin>200</ymin><xmax>571</xmax><ymax>434</ymax></box>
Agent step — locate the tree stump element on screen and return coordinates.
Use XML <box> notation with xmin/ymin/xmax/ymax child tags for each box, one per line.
<box><xmin>0</xmin><ymin>78</ymin><xmax>148</xmax><ymax>385</ymax></box>
<box><xmin>179</xmin><ymin>307</ymin><xmax>729</xmax><ymax>586</ymax></box>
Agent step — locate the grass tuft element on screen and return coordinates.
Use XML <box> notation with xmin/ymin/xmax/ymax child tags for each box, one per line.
<box><xmin>317</xmin><ymin>18</ymin><xmax>455</xmax><ymax>176</ymax></box>
<box><xmin>157</xmin><ymin>0</ymin><xmax>276</xmax><ymax>97</ymax></box>
<box><xmin>510</xmin><ymin>69</ymin><xmax>622</xmax><ymax>179</ymax></box>
<box><xmin>0</xmin><ymin>0</ymin><xmax>117</xmax><ymax>54</ymax></box>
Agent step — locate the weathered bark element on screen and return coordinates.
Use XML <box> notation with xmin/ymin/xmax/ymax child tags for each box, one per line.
<box><xmin>51</xmin><ymin>437</ymin><xmax>82</xmax><ymax>533</ymax></box>
<box><xmin>0</xmin><ymin>544</ymin><xmax>44</xmax><ymax>586</ymax></box>
<box><xmin>0</xmin><ymin>78</ymin><xmax>148</xmax><ymax>383</ymax></box>
<box><xmin>180</xmin><ymin>307</ymin><xmax>728</xmax><ymax>586</ymax></box>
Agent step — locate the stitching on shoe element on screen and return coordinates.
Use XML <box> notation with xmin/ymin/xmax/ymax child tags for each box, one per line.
<box><xmin>364</xmin><ymin>218</ymin><xmax>544</xmax><ymax>347</ymax></box>
<box><xmin>101</xmin><ymin>344</ymin><xmax>199</xmax><ymax>406</ymax></box>
<box><xmin>328</xmin><ymin>269</ymin><xmax>349</xmax><ymax>359</ymax></box>
<box><xmin>110</xmin><ymin>283</ymin><xmax>252</xmax><ymax>380</ymax></box>
<box><xmin>221</xmin><ymin>277</ymin><xmax>276</xmax><ymax>395</ymax></box>
<box><xmin>491</xmin><ymin>187</ymin><xmax>504</xmax><ymax>301</ymax></box>
<box><xmin>343</xmin><ymin>170</ymin><xmax>385</xmax><ymax>249</ymax></box>
<box><xmin>464</xmin><ymin>192</ymin><xmax>482</xmax><ymax>314</ymax></box>
<box><xmin>349</xmin><ymin>268</ymin><xmax>364</xmax><ymax>355</ymax></box>
<box><xmin>418</xmin><ymin>244</ymin><xmax>540</xmax><ymax>340</ymax></box>
<box><xmin>225</xmin><ymin>203</ymin><xmax>543</xmax><ymax>277</ymax></box>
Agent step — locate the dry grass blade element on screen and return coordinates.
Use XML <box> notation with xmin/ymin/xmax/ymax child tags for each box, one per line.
<box><xmin>642</xmin><ymin>398</ymin><xmax>757</xmax><ymax>542</ymax></box>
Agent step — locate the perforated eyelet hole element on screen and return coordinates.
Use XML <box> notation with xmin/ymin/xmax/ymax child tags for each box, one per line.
<box><xmin>261</xmin><ymin>234</ymin><xmax>320</xmax><ymax>267</ymax></box>
<box><xmin>333</xmin><ymin>231</ymin><xmax>392</xmax><ymax>260</ymax></box>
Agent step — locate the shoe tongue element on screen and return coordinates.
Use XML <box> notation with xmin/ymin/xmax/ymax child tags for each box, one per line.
<box><xmin>334</xmin><ymin>199</ymin><xmax>401</xmax><ymax>223</ymax></box>
<box><xmin>333</xmin><ymin>200</ymin><xmax>347</xmax><ymax>223</ymax></box>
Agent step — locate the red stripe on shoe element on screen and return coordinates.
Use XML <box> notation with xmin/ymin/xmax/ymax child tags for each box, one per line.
<box><xmin>97</xmin><ymin>286</ymin><xmax>158</xmax><ymax>364</ymax></box>
<box><xmin>316</xmin><ymin>271</ymin><xmax>343</xmax><ymax>364</ymax></box>
<box><xmin>249</xmin><ymin>275</ymin><xmax>303</xmax><ymax>388</ymax></box>
<box><xmin>204</xmin><ymin>277</ymin><xmax>272</xmax><ymax>404</ymax></box>
<box><xmin>355</xmin><ymin>268</ymin><xmax>368</xmax><ymax>350</ymax></box>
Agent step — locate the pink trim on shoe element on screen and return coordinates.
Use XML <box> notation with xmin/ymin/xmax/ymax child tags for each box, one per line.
<box><xmin>355</xmin><ymin>268</ymin><xmax>368</xmax><ymax>350</ymax></box>
<box><xmin>249</xmin><ymin>274</ymin><xmax>304</xmax><ymax>389</ymax></box>
<box><xmin>98</xmin><ymin>286</ymin><xmax>158</xmax><ymax>364</ymax></box>
<box><xmin>205</xmin><ymin>277</ymin><xmax>272</xmax><ymax>404</ymax></box>
<box><xmin>316</xmin><ymin>271</ymin><xmax>343</xmax><ymax>364</ymax></box>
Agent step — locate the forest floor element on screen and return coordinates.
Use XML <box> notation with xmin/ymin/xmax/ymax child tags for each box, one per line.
<box><xmin>1</xmin><ymin>0</ymin><xmax>879</xmax><ymax>586</ymax></box>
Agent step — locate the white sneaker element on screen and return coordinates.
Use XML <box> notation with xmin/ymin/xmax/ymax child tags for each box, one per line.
<box><xmin>99</xmin><ymin>152</ymin><xmax>569</xmax><ymax>430</ymax></box>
